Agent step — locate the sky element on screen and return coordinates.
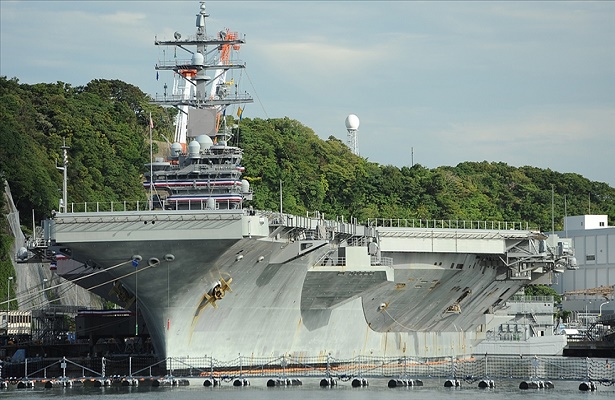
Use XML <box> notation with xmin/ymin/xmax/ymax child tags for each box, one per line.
<box><xmin>1</xmin><ymin>1</ymin><xmax>614</xmax><ymax>188</ymax></box>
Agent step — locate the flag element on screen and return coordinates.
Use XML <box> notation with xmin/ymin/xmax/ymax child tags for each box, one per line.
<box><xmin>149</xmin><ymin>113</ymin><xmax>154</xmax><ymax>129</ymax></box>
<box><xmin>156</xmin><ymin>71</ymin><xmax>159</xmax><ymax>81</ymax></box>
<box><xmin>236</xmin><ymin>107</ymin><xmax>243</xmax><ymax>121</ymax></box>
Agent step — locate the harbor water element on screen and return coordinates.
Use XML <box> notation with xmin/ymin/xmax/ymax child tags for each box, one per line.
<box><xmin>1</xmin><ymin>378</ymin><xmax>614</xmax><ymax>400</ymax></box>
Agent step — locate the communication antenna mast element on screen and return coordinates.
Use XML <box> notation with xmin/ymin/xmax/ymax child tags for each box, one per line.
<box><xmin>345</xmin><ymin>114</ymin><xmax>360</xmax><ymax>155</ymax></box>
<box><xmin>57</xmin><ymin>139</ymin><xmax>69</xmax><ymax>213</ymax></box>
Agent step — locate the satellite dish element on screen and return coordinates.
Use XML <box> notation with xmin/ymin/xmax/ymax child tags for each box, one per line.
<box><xmin>174</xmin><ymin>31</ymin><xmax>181</xmax><ymax>40</ymax></box>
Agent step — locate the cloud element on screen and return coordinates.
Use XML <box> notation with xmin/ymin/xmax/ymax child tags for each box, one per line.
<box><xmin>257</xmin><ymin>39</ymin><xmax>376</xmax><ymax>79</ymax></box>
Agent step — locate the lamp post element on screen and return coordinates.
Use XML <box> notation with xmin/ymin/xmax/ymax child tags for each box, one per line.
<box><xmin>7</xmin><ymin>276</ymin><xmax>13</xmax><ymax>311</ymax></box>
<box><xmin>600</xmin><ymin>301</ymin><xmax>610</xmax><ymax>317</ymax></box>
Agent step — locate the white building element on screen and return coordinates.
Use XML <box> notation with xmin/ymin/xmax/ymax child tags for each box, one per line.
<box><xmin>553</xmin><ymin>215</ymin><xmax>615</xmax><ymax>314</ymax></box>
<box><xmin>565</xmin><ymin>215</ymin><xmax>609</xmax><ymax>231</ymax></box>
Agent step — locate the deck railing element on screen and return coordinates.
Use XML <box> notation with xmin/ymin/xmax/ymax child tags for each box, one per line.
<box><xmin>59</xmin><ymin>200</ymin><xmax>245</xmax><ymax>213</ymax></box>
<box><xmin>368</xmin><ymin>218</ymin><xmax>533</xmax><ymax>231</ymax></box>
<box><xmin>508</xmin><ymin>295</ymin><xmax>555</xmax><ymax>303</ymax></box>
<box><xmin>56</xmin><ymin>204</ymin><xmax>534</xmax><ymax>233</ymax></box>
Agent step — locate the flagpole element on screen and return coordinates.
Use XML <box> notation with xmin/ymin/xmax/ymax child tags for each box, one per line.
<box><xmin>149</xmin><ymin>112</ymin><xmax>153</xmax><ymax>210</ymax></box>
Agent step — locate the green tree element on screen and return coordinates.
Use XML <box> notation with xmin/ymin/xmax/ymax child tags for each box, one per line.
<box><xmin>524</xmin><ymin>285</ymin><xmax>562</xmax><ymax>304</ymax></box>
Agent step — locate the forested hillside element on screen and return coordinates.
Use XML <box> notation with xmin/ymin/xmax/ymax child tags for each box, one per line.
<box><xmin>1</xmin><ymin>76</ymin><xmax>614</xmax><ymax>234</ymax></box>
<box><xmin>239</xmin><ymin>119</ymin><xmax>614</xmax><ymax>228</ymax></box>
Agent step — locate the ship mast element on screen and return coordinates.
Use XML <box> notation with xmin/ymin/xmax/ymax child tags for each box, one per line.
<box><xmin>153</xmin><ymin>1</ymin><xmax>253</xmax><ymax>146</ymax></box>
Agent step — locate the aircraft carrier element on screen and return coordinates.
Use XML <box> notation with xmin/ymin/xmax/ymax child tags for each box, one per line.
<box><xmin>21</xmin><ymin>1</ymin><xmax>577</xmax><ymax>365</ymax></box>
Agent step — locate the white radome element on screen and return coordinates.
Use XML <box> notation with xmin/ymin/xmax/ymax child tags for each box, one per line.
<box><xmin>345</xmin><ymin>114</ymin><xmax>360</xmax><ymax>130</ymax></box>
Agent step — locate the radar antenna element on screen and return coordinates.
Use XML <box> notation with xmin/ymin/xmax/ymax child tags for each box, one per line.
<box><xmin>345</xmin><ymin>114</ymin><xmax>360</xmax><ymax>155</ymax></box>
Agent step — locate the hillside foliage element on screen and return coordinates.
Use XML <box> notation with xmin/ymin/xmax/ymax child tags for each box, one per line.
<box><xmin>1</xmin><ymin>76</ymin><xmax>614</xmax><ymax>231</ymax></box>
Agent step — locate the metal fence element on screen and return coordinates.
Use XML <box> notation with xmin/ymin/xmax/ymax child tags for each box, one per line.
<box><xmin>5</xmin><ymin>355</ymin><xmax>614</xmax><ymax>382</ymax></box>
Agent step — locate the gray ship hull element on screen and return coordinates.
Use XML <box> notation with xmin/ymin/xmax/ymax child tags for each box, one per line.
<box><xmin>43</xmin><ymin>209</ymin><xmax>573</xmax><ymax>362</ymax></box>
<box><xmin>59</xmin><ymin>237</ymin><xmax>476</xmax><ymax>360</ymax></box>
